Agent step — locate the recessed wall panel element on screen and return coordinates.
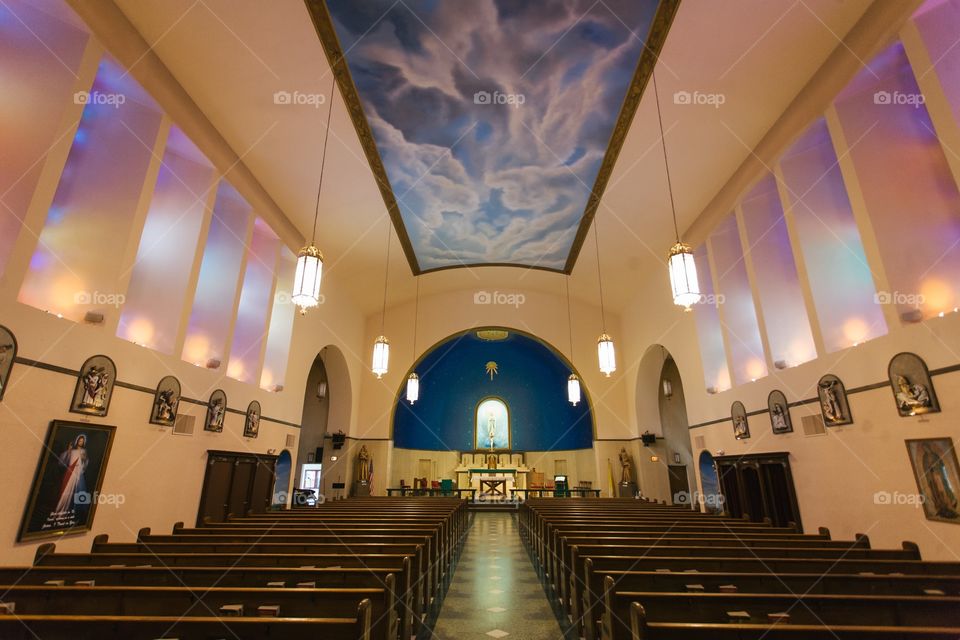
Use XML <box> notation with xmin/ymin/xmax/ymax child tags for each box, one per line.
<box><xmin>740</xmin><ymin>174</ymin><xmax>817</xmax><ymax>367</ymax></box>
<box><xmin>260</xmin><ymin>248</ymin><xmax>297</xmax><ymax>391</ymax></box>
<box><xmin>18</xmin><ymin>57</ymin><xmax>163</xmax><ymax>321</ymax></box>
<box><xmin>835</xmin><ymin>41</ymin><xmax>960</xmax><ymax>318</ymax></box>
<box><xmin>227</xmin><ymin>219</ymin><xmax>281</xmax><ymax>383</ymax></box>
<box><xmin>117</xmin><ymin>128</ymin><xmax>215</xmax><ymax>353</ymax></box>
<box><xmin>778</xmin><ymin>119</ymin><xmax>887</xmax><ymax>352</ymax></box>
<box><xmin>709</xmin><ymin>215</ymin><xmax>768</xmax><ymax>385</ymax></box>
<box><xmin>692</xmin><ymin>245</ymin><xmax>731</xmax><ymax>392</ymax></box>
<box><xmin>0</xmin><ymin>0</ymin><xmax>89</xmax><ymax>277</ymax></box>
<box><xmin>181</xmin><ymin>181</ymin><xmax>252</xmax><ymax>367</ymax></box>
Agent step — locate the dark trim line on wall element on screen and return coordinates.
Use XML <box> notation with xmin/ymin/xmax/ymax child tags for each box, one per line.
<box><xmin>12</xmin><ymin>356</ymin><xmax>301</xmax><ymax>429</ymax></box>
<box><xmin>595</xmin><ymin>436</ymin><xmax>664</xmax><ymax>442</ymax></box>
<box><xmin>687</xmin><ymin>365</ymin><xmax>959</xmax><ymax>430</ymax></box>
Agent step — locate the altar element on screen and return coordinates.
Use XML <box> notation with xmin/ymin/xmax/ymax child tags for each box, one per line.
<box><xmin>454</xmin><ymin>452</ymin><xmax>529</xmax><ymax>496</ymax></box>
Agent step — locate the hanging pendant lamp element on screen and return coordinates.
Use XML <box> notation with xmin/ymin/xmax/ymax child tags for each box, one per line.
<box><xmin>593</xmin><ymin>223</ymin><xmax>616</xmax><ymax>377</ymax></box>
<box><xmin>371</xmin><ymin>223</ymin><xmax>391</xmax><ymax>378</ymax></box>
<box><xmin>652</xmin><ymin>72</ymin><xmax>700</xmax><ymax>311</ymax></box>
<box><xmin>406</xmin><ymin>278</ymin><xmax>421</xmax><ymax>403</ymax></box>
<box><xmin>565</xmin><ymin>278</ymin><xmax>581</xmax><ymax>405</ymax></box>
<box><xmin>292</xmin><ymin>75</ymin><xmax>337</xmax><ymax>314</ymax></box>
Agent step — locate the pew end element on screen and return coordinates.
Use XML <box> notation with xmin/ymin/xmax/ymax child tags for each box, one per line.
<box><xmin>356</xmin><ymin>597</ymin><xmax>372</xmax><ymax>640</ymax></box>
<box><xmin>172</xmin><ymin>521</ymin><xmax>184</xmax><ymax>533</ymax></box>
<box><xmin>902</xmin><ymin>540</ymin><xmax>921</xmax><ymax>558</ymax></box>
<box><xmin>90</xmin><ymin>534</ymin><xmax>109</xmax><ymax>552</ymax></box>
<box><xmin>855</xmin><ymin>533</ymin><xmax>871</xmax><ymax>548</ymax></box>
<box><xmin>628</xmin><ymin>601</ymin><xmax>648</xmax><ymax>640</ymax></box>
<box><xmin>136</xmin><ymin>528</ymin><xmax>150</xmax><ymax>542</ymax></box>
<box><xmin>33</xmin><ymin>543</ymin><xmax>55</xmax><ymax>565</ymax></box>
<box><xmin>818</xmin><ymin>526</ymin><xmax>831</xmax><ymax>539</ymax></box>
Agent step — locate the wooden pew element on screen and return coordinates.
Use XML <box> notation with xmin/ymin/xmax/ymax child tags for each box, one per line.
<box><xmin>34</xmin><ymin>544</ymin><xmax>419</xmax><ymax>640</ymax></box>
<box><xmin>0</xmin><ymin>584</ymin><xmax>395</xmax><ymax>640</ymax></box>
<box><xmin>0</xmin><ymin>604</ymin><xmax>371</xmax><ymax>640</ymax></box>
<box><xmin>603</xmin><ymin>592</ymin><xmax>960</xmax><ymax>640</ymax></box>
<box><xmin>626</xmin><ymin>601</ymin><xmax>960</xmax><ymax>640</ymax></box>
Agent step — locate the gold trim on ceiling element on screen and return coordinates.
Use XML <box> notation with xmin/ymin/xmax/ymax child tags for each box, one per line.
<box><xmin>303</xmin><ymin>0</ymin><xmax>681</xmax><ymax>276</ymax></box>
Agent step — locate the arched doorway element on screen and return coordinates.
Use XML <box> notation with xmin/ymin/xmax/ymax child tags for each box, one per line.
<box><xmin>698</xmin><ymin>451</ymin><xmax>722</xmax><ymax>514</ymax></box>
<box><xmin>272</xmin><ymin>450</ymin><xmax>292</xmax><ymax>508</ymax></box>
<box><xmin>297</xmin><ymin>345</ymin><xmax>352</xmax><ymax>500</ymax></box>
<box><xmin>635</xmin><ymin>345</ymin><xmax>694</xmax><ymax>505</ymax></box>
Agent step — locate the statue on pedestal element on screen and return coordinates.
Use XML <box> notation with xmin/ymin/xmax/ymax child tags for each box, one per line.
<box><xmin>619</xmin><ymin>447</ymin><xmax>633</xmax><ymax>484</ymax></box>
<box><xmin>357</xmin><ymin>445</ymin><xmax>371</xmax><ymax>484</ymax></box>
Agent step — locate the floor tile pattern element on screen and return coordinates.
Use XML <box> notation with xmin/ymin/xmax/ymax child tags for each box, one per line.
<box><xmin>431</xmin><ymin>512</ymin><xmax>565</xmax><ymax>640</ymax></box>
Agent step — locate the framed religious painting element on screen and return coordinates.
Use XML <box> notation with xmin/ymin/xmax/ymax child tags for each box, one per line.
<box><xmin>69</xmin><ymin>355</ymin><xmax>117</xmax><ymax>418</ymax></box>
<box><xmin>205</xmin><ymin>389</ymin><xmax>227</xmax><ymax>432</ymax></box>
<box><xmin>149</xmin><ymin>375</ymin><xmax>181</xmax><ymax>427</ymax></box>
<box><xmin>244</xmin><ymin>400</ymin><xmax>261</xmax><ymax>439</ymax></box>
<box><xmin>817</xmin><ymin>374</ymin><xmax>852</xmax><ymax>426</ymax></box>
<box><xmin>17</xmin><ymin>420</ymin><xmax>117</xmax><ymax>541</ymax></box>
<box><xmin>768</xmin><ymin>389</ymin><xmax>793</xmax><ymax>434</ymax></box>
<box><xmin>905</xmin><ymin>438</ymin><xmax>960</xmax><ymax>525</ymax></box>
<box><xmin>731</xmin><ymin>401</ymin><xmax>750</xmax><ymax>440</ymax></box>
<box><xmin>0</xmin><ymin>324</ymin><xmax>18</xmax><ymax>403</ymax></box>
<box><xmin>888</xmin><ymin>352</ymin><xmax>940</xmax><ymax>417</ymax></box>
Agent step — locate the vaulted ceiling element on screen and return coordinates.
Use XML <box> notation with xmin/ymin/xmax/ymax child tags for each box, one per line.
<box><xmin>113</xmin><ymin>0</ymin><xmax>875</xmax><ymax>313</ymax></box>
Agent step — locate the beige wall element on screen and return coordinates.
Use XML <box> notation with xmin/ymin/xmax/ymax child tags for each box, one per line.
<box><xmin>0</xmin><ymin>267</ymin><xmax>367</xmax><ymax>563</ymax></box>
<box><xmin>620</xmin><ymin>272</ymin><xmax>960</xmax><ymax>560</ymax></box>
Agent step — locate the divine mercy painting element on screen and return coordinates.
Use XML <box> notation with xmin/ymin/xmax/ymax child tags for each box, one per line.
<box><xmin>18</xmin><ymin>420</ymin><xmax>116</xmax><ymax>541</ymax></box>
<box><xmin>476</xmin><ymin>397</ymin><xmax>510</xmax><ymax>450</ymax></box>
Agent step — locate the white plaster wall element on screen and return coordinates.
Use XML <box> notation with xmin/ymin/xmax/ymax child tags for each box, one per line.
<box><xmin>620</xmin><ymin>273</ymin><xmax>960</xmax><ymax>560</ymax></box>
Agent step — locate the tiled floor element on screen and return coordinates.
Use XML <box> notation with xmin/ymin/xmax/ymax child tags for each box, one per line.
<box><xmin>431</xmin><ymin>512</ymin><xmax>565</xmax><ymax>640</ymax></box>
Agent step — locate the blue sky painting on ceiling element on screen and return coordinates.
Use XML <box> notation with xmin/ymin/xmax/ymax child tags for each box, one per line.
<box><xmin>326</xmin><ymin>0</ymin><xmax>660</xmax><ymax>271</ymax></box>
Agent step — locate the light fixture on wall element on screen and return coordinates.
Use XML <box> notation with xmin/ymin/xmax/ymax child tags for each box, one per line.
<box><xmin>371</xmin><ymin>223</ymin><xmax>391</xmax><ymax>378</ymax></box>
<box><xmin>292</xmin><ymin>75</ymin><xmax>337</xmax><ymax>314</ymax></box>
<box><xmin>406</xmin><ymin>278</ymin><xmax>421</xmax><ymax>404</ymax></box>
<box><xmin>662</xmin><ymin>378</ymin><xmax>673</xmax><ymax>399</ymax></box>
<box><xmin>565</xmin><ymin>278</ymin><xmax>581</xmax><ymax>405</ymax></box>
<box><xmin>593</xmin><ymin>223</ymin><xmax>616</xmax><ymax>376</ymax></box>
<box><xmin>652</xmin><ymin>72</ymin><xmax>700</xmax><ymax>311</ymax></box>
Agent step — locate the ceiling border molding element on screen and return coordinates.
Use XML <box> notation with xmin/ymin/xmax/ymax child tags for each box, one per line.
<box><xmin>65</xmin><ymin>0</ymin><xmax>304</xmax><ymax>251</ymax></box>
<box><xmin>683</xmin><ymin>0</ymin><xmax>923</xmax><ymax>247</ymax></box>
<box><xmin>303</xmin><ymin>0</ymin><xmax>681</xmax><ymax>276</ymax></box>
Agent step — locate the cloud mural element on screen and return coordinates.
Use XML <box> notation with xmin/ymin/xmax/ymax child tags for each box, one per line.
<box><xmin>326</xmin><ymin>0</ymin><xmax>661</xmax><ymax>270</ymax></box>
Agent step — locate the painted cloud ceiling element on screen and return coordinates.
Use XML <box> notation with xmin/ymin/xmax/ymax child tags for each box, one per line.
<box><xmin>320</xmin><ymin>0</ymin><xmax>666</xmax><ymax>272</ymax></box>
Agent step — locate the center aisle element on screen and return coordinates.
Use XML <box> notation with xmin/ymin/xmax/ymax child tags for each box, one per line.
<box><xmin>431</xmin><ymin>511</ymin><xmax>565</xmax><ymax>640</ymax></box>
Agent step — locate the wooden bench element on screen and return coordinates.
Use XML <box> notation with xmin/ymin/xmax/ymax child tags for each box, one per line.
<box><xmin>0</xmin><ymin>607</ymin><xmax>371</xmax><ymax>640</ymax></box>
<box><xmin>0</xmin><ymin>584</ymin><xmax>395</xmax><ymax>640</ymax></box>
<box><xmin>626</xmin><ymin>601</ymin><xmax>960</xmax><ymax>639</ymax></box>
<box><xmin>609</xmin><ymin>595</ymin><xmax>960</xmax><ymax>640</ymax></box>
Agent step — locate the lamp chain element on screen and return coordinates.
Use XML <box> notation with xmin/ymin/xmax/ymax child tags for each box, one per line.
<box><xmin>312</xmin><ymin>73</ymin><xmax>337</xmax><ymax>244</ymax></box>
<box><xmin>593</xmin><ymin>222</ymin><xmax>607</xmax><ymax>331</ymax></box>
<box><xmin>652</xmin><ymin>71</ymin><xmax>680</xmax><ymax>243</ymax></box>
<box><xmin>380</xmin><ymin>223</ymin><xmax>391</xmax><ymax>334</ymax></box>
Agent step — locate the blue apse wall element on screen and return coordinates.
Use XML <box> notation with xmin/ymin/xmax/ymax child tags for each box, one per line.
<box><xmin>393</xmin><ymin>331</ymin><xmax>593</xmax><ymax>451</ymax></box>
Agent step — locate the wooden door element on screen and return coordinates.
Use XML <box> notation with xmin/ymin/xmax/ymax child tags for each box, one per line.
<box><xmin>667</xmin><ymin>465</ymin><xmax>690</xmax><ymax>506</ymax></box>
<box><xmin>198</xmin><ymin>454</ymin><xmax>234</xmax><ymax>524</ymax></box>
<box><xmin>228</xmin><ymin>458</ymin><xmax>256</xmax><ymax>516</ymax></box>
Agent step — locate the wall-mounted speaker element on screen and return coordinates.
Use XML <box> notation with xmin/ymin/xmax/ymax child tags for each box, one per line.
<box><xmin>331</xmin><ymin>432</ymin><xmax>346</xmax><ymax>450</ymax></box>
<box><xmin>641</xmin><ymin>432</ymin><xmax>657</xmax><ymax>446</ymax></box>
